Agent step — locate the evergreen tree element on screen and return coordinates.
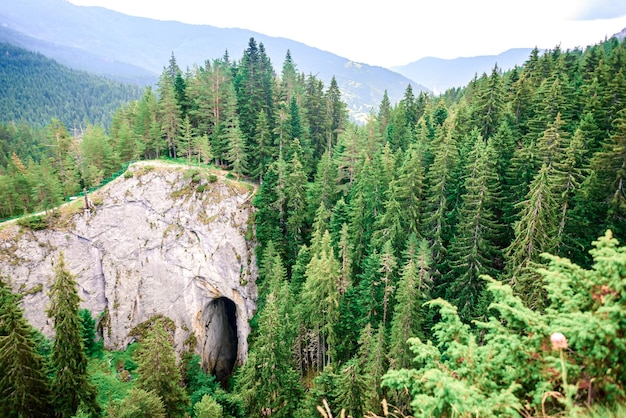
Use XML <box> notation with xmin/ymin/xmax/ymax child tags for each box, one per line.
<box><xmin>302</xmin><ymin>75</ymin><xmax>327</xmax><ymax>159</ymax></box>
<box><xmin>47</xmin><ymin>252</ymin><xmax>100</xmax><ymax>417</ymax></box>
<box><xmin>355</xmin><ymin>323</ymin><xmax>387</xmax><ymax>413</ymax></box>
<box><xmin>223</xmin><ymin>115</ymin><xmax>248</xmax><ymax>178</ymax></box>
<box><xmin>177</xmin><ymin>115</ymin><xmax>195</xmax><ymax>163</ymax></box>
<box><xmin>250</xmin><ymin>110</ymin><xmax>273</xmax><ymax>181</ymax></box>
<box><xmin>423</xmin><ymin>116</ymin><xmax>460</xmax><ymax>272</ymax></box>
<box><xmin>46</xmin><ymin>119</ymin><xmax>80</xmax><ymax>199</ymax></box>
<box><xmin>106</xmin><ymin>387</ymin><xmax>166</xmax><ymax>418</ymax></box>
<box><xmin>285</xmin><ymin>150</ymin><xmax>308</xmax><ymax>264</ymax></box>
<box><xmin>134</xmin><ymin>319</ymin><xmax>189</xmax><ymax>417</ymax></box>
<box><xmin>157</xmin><ymin>71</ymin><xmax>182</xmax><ymax>158</ymax></box>
<box><xmin>506</xmin><ymin>164</ymin><xmax>557</xmax><ymax>308</ymax></box>
<box><xmin>587</xmin><ymin>108</ymin><xmax>626</xmax><ymax>240</ymax></box>
<box><xmin>80</xmin><ymin>124</ymin><xmax>117</xmax><ymax>187</ymax></box>
<box><xmin>388</xmin><ymin>238</ymin><xmax>431</xmax><ymax>372</ymax></box>
<box><xmin>299</xmin><ymin>230</ymin><xmax>341</xmax><ymax>370</ymax></box>
<box><xmin>0</xmin><ymin>278</ymin><xmax>54</xmax><ymax>418</ymax></box>
<box><xmin>236</xmin><ymin>252</ymin><xmax>302</xmax><ymax>417</ymax></box>
<box><xmin>446</xmin><ymin>134</ymin><xmax>503</xmax><ymax>320</ymax></box>
<box><xmin>326</xmin><ymin>76</ymin><xmax>348</xmax><ymax>151</ymax></box>
<box><xmin>193</xmin><ymin>394</ymin><xmax>223</xmax><ymax>418</ymax></box>
<box><xmin>335</xmin><ymin>360</ymin><xmax>370</xmax><ymax>418</ymax></box>
<box><xmin>471</xmin><ymin>65</ymin><xmax>504</xmax><ymax>138</ymax></box>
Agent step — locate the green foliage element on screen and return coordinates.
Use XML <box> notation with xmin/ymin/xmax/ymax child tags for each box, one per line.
<box><xmin>80</xmin><ymin>309</ymin><xmax>103</xmax><ymax>358</ymax></box>
<box><xmin>194</xmin><ymin>394</ymin><xmax>223</xmax><ymax>418</ymax></box>
<box><xmin>106</xmin><ymin>387</ymin><xmax>166</xmax><ymax>418</ymax></box>
<box><xmin>0</xmin><ymin>277</ymin><xmax>54</xmax><ymax>417</ymax></box>
<box><xmin>48</xmin><ymin>252</ymin><xmax>101</xmax><ymax>417</ymax></box>
<box><xmin>0</xmin><ymin>43</ymin><xmax>142</xmax><ymax>128</ymax></box>
<box><xmin>134</xmin><ymin>318</ymin><xmax>189</xmax><ymax>417</ymax></box>
<box><xmin>383</xmin><ymin>231</ymin><xmax>626</xmax><ymax>417</ymax></box>
<box><xmin>4</xmin><ymin>34</ymin><xmax>626</xmax><ymax>418</ymax></box>
<box><xmin>236</xmin><ymin>250</ymin><xmax>303</xmax><ymax>417</ymax></box>
<box><xmin>16</xmin><ymin>214</ymin><xmax>50</xmax><ymax>230</ymax></box>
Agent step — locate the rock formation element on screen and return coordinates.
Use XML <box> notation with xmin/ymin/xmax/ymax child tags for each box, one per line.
<box><xmin>0</xmin><ymin>161</ymin><xmax>257</xmax><ymax>381</ymax></box>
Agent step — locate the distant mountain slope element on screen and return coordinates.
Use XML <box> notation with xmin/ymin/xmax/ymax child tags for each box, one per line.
<box><xmin>0</xmin><ymin>25</ymin><xmax>156</xmax><ymax>85</ymax></box>
<box><xmin>0</xmin><ymin>43</ymin><xmax>143</xmax><ymax>128</ymax></box>
<box><xmin>0</xmin><ymin>0</ymin><xmax>428</xmax><ymax>122</ymax></box>
<box><xmin>393</xmin><ymin>48</ymin><xmax>535</xmax><ymax>93</ymax></box>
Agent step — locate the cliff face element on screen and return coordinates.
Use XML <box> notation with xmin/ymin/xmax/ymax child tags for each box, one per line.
<box><xmin>0</xmin><ymin>162</ymin><xmax>257</xmax><ymax>379</ymax></box>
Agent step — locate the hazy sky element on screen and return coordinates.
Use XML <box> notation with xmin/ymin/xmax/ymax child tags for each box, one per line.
<box><xmin>67</xmin><ymin>0</ymin><xmax>626</xmax><ymax>67</ymax></box>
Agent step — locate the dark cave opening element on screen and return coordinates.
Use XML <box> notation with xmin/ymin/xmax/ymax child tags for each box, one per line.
<box><xmin>202</xmin><ymin>297</ymin><xmax>238</xmax><ymax>386</ymax></box>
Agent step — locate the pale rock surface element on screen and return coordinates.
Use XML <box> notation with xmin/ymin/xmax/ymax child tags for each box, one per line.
<box><xmin>0</xmin><ymin>161</ymin><xmax>257</xmax><ymax>375</ymax></box>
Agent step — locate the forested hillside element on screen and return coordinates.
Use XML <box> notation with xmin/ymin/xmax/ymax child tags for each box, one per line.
<box><xmin>0</xmin><ymin>43</ymin><xmax>143</xmax><ymax>128</ymax></box>
<box><xmin>2</xmin><ymin>35</ymin><xmax>626</xmax><ymax>417</ymax></box>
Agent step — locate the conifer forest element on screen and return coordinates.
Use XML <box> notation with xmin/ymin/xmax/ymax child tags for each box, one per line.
<box><xmin>2</xmin><ymin>35</ymin><xmax>626</xmax><ymax>417</ymax></box>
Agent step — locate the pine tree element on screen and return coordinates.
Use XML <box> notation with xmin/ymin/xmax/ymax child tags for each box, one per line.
<box><xmin>446</xmin><ymin>134</ymin><xmax>503</xmax><ymax>320</ymax></box>
<box><xmin>134</xmin><ymin>319</ymin><xmax>189</xmax><ymax>417</ymax></box>
<box><xmin>0</xmin><ymin>278</ymin><xmax>54</xmax><ymax>418</ymax></box>
<box><xmin>299</xmin><ymin>230</ymin><xmax>341</xmax><ymax>369</ymax></box>
<box><xmin>285</xmin><ymin>151</ymin><xmax>308</xmax><ymax>264</ymax></box>
<box><xmin>326</xmin><ymin>76</ymin><xmax>348</xmax><ymax>150</ymax></box>
<box><xmin>250</xmin><ymin>110</ymin><xmax>273</xmax><ymax>181</ymax></box>
<box><xmin>106</xmin><ymin>387</ymin><xmax>166</xmax><ymax>418</ymax></box>
<box><xmin>587</xmin><ymin>108</ymin><xmax>626</xmax><ymax>240</ymax></box>
<box><xmin>236</xmin><ymin>253</ymin><xmax>302</xmax><ymax>417</ymax></box>
<box><xmin>194</xmin><ymin>394</ymin><xmax>223</xmax><ymax>418</ymax></box>
<box><xmin>304</xmin><ymin>74</ymin><xmax>329</xmax><ymax>159</ymax></box>
<box><xmin>253</xmin><ymin>157</ymin><xmax>288</xmax><ymax>261</ymax></box>
<box><xmin>423</xmin><ymin>116</ymin><xmax>461</xmax><ymax>271</ymax></box>
<box><xmin>157</xmin><ymin>71</ymin><xmax>182</xmax><ymax>158</ymax></box>
<box><xmin>80</xmin><ymin>124</ymin><xmax>117</xmax><ymax>186</ymax></box>
<box><xmin>471</xmin><ymin>64</ymin><xmax>504</xmax><ymax>138</ymax></box>
<box><xmin>223</xmin><ymin>115</ymin><xmax>248</xmax><ymax>179</ymax></box>
<box><xmin>355</xmin><ymin>323</ymin><xmax>387</xmax><ymax>414</ymax></box>
<box><xmin>335</xmin><ymin>360</ymin><xmax>370</xmax><ymax>418</ymax></box>
<box><xmin>177</xmin><ymin>115</ymin><xmax>195</xmax><ymax>163</ymax></box>
<box><xmin>47</xmin><ymin>252</ymin><xmax>100</xmax><ymax>417</ymax></box>
<box><xmin>505</xmin><ymin>164</ymin><xmax>557</xmax><ymax>308</ymax></box>
<box><xmin>388</xmin><ymin>239</ymin><xmax>431</xmax><ymax>372</ymax></box>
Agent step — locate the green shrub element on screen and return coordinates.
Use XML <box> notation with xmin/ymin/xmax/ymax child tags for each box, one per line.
<box><xmin>16</xmin><ymin>215</ymin><xmax>48</xmax><ymax>230</ymax></box>
<box><xmin>383</xmin><ymin>231</ymin><xmax>626</xmax><ymax>417</ymax></box>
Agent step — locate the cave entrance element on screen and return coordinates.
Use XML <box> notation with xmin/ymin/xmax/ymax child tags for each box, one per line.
<box><xmin>202</xmin><ymin>297</ymin><xmax>238</xmax><ymax>386</ymax></box>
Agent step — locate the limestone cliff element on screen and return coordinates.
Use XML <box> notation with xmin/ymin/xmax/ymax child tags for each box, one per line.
<box><xmin>0</xmin><ymin>161</ymin><xmax>257</xmax><ymax>380</ymax></box>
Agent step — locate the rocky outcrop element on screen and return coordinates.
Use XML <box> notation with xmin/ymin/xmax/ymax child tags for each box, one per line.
<box><xmin>0</xmin><ymin>162</ymin><xmax>257</xmax><ymax>378</ymax></box>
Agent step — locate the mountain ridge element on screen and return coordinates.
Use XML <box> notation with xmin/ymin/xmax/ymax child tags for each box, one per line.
<box><xmin>0</xmin><ymin>0</ymin><xmax>429</xmax><ymax>122</ymax></box>
<box><xmin>393</xmin><ymin>48</ymin><xmax>537</xmax><ymax>93</ymax></box>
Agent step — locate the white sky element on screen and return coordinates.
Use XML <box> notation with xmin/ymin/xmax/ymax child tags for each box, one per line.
<box><xmin>67</xmin><ymin>0</ymin><xmax>626</xmax><ymax>68</ymax></box>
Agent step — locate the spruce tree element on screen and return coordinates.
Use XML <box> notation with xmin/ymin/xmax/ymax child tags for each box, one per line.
<box><xmin>0</xmin><ymin>278</ymin><xmax>54</xmax><ymax>418</ymax></box>
<box><xmin>505</xmin><ymin>164</ymin><xmax>557</xmax><ymax>308</ymax></box>
<box><xmin>423</xmin><ymin>116</ymin><xmax>460</xmax><ymax>273</ymax></box>
<box><xmin>334</xmin><ymin>360</ymin><xmax>370</xmax><ymax>418</ymax></box>
<box><xmin>471</xmin><ymin>64</ymin><xmax>504</xmax><ymax>138</ymax></box>
<box><xmin>157</xmin><ymin>71</ymin><xmax>182</xmax><ymax>158</ymax></box>
<box><xmin>236</xmin><ymin>253</ymin><xmax>302</xmax><ymax>417</ymax></box>
<box><xmin>446</xmin><ymin>134</ymin><xmax>502</xmax><ymax>320</ymax></box>
<box><xmin>388</xmin><ymin>239</ymin><xmax>431</xmax><ymax>372</ymax></box>
<box><xmin>48</xmin><ymin>252</ymin><xmax>100</xmax><ymax>417</ymax></box>
<box><xmin>106</xmin><ymin>387</ymin><xmax>166</xmax><ymax>418</ymax></box>
<box><xmin>134</xmin><ymin>319</ymin><xmax>189</xmax><ymax>417</ymax></box>
<box><xmin>285</xmin><ymin>151</ymin><xmax>308</xmax><ymax>264</ymax></box>
<box><xmin>299</xmin><ymin>230</ymin><xmax>341</xmax><ymax>369</ymax></box>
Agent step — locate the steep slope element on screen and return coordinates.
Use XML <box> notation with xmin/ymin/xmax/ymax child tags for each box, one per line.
<box><xmin>0</xmin><ymin>43</ymin><xmax>143</xmax><ymax>127</ymax></box>
<box><xmin>393</xmin><ymin>48</ymin><xmax>535</xmax><ymax>93</ymax></box>
<box><xmin>0</xmin><ymin>0</ymin><xmax>428</xmax><ymax>121</ymax></box>
<box><xmin>0</xmin><ymin>161</ymin><xmax>257</xmax><ymax>381</ymax></box>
